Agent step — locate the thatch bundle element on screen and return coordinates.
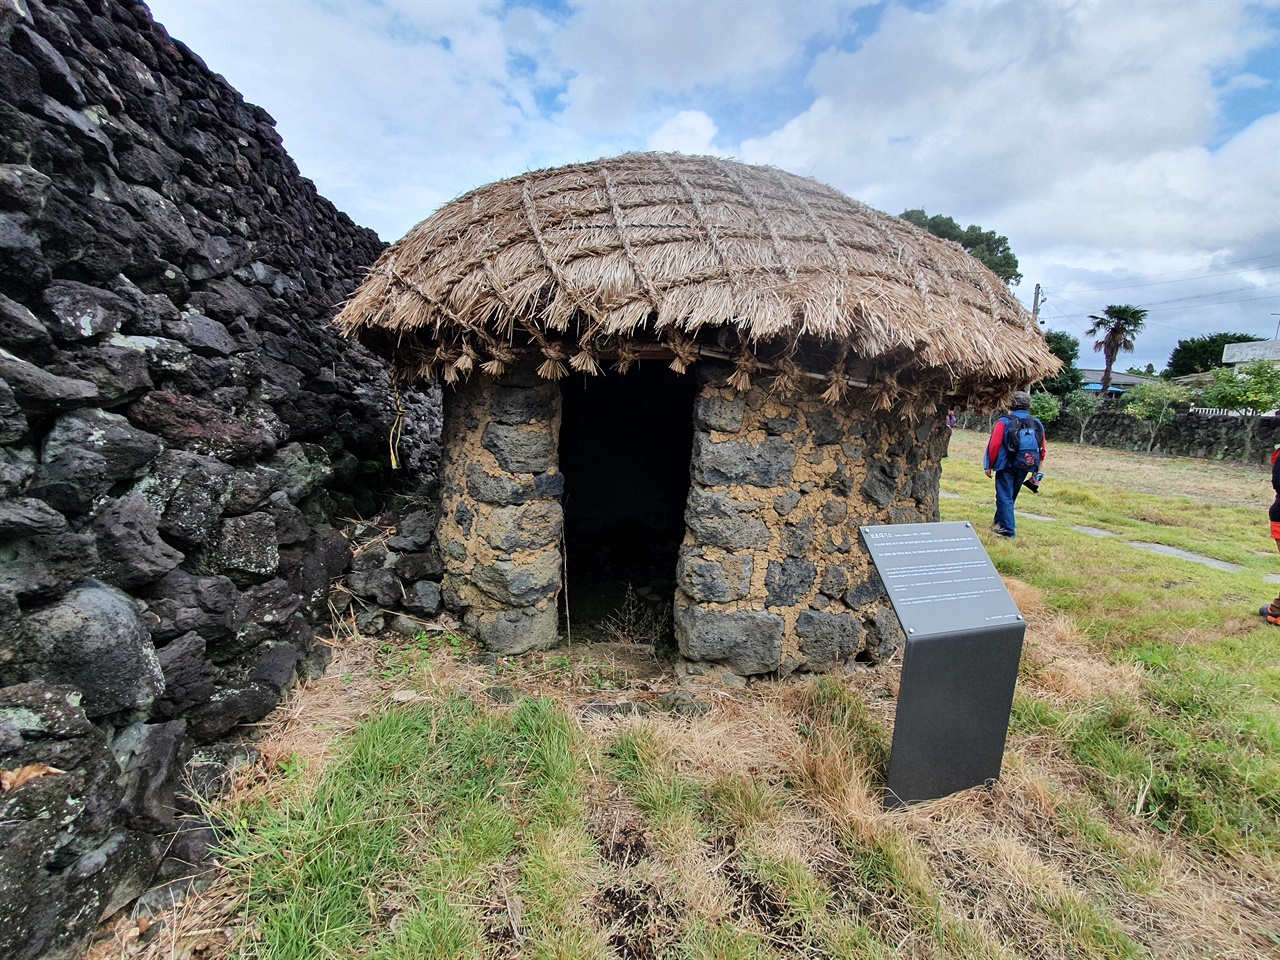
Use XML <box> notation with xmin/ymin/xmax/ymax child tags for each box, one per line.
<box><xmin>336</xmin><ymin>152</ymin><xmax>1058</xmax><ymax>409</ymax></box>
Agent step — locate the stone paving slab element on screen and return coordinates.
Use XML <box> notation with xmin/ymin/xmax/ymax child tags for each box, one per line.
<box><xmin>1014</xmin><ymin>510</ymin><xmax>1055</xmax><ymax>521</ymax></box>
<box><xmin>1127</xmin><ymin>541</ymin><xmax>1243</xmax><ymax>573</ymax></box>
<box><xmin>1072</xmin><ymin>525</ymin><xmax>1117</xmax><ymax>538</ymax></box>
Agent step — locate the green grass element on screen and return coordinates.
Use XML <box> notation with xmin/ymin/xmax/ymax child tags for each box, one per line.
<box><xmin>207</xmin><ymin>437</ymin><xmax>1280</xmax><ymax>960</ymax></box>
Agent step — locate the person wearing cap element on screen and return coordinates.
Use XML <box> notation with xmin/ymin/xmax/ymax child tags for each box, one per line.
<box><xmin>1262</xmin><ymin>444</ymin><xmax>1280</xmax><ymax>624</ymax></box>
<box><xmin>983</xmin><ymin>390</ymin><xmax>1046</xmax><ymax>538</ymax></box>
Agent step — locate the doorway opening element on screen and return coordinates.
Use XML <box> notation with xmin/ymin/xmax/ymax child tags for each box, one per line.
<box><xmin>559</xmin><ymin>362</ymin><xmax>697</xmax><ymax>646</ymax></box>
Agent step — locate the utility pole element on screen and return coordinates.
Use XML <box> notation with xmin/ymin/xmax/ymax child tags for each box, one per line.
<box><xmin>1031</xmin><ymin>283</ymin><xmax>1044</xmax><ymax>325</ymax></box>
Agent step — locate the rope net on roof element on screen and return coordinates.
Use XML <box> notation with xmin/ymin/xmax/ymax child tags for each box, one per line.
<box><xmin>336</xmin><ymin>152</ymin><xmax>1060</xmax><ymax>411</ymax></box>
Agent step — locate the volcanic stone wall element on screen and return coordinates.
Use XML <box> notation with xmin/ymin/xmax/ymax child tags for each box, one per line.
<box><xmin>437</xmin><ymin>365</ymin><xmax>564</xmax><ymax>654</ymax></box>
<box><xmin>0</xmin><ymin>2</ymin><xmax>437</xmax><ymax>957</ymax></box>
<box><xmin>674</xmin><ymin>366</ymin><xmax>945</xmax><ymax>677</ymax></box>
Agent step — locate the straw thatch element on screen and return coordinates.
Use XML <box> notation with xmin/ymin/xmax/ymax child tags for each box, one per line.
<box><xmin>337</xmin><ymin>152</ymin><xmax>1059</xmax><ymax>408</ymax></box>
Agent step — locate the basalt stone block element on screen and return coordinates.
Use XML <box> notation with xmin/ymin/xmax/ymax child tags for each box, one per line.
<box><xmin>403</xmin><ymin>579</ymin><xmax>442</xmax><ymax>616</ymax></box>
<box><xmin>113</xmin><ymin>720</ymin><xmax>190</xmax><ymax>832</ymax></box>
<box><xmin>861</xmin><ymin>460</ymin><xmax>899</xmax><ymax>508</ymax></box>
<box><xmin>224</xmin><ymin>464</ymin><xmax>283</xmax><ymax>515</ymax></box>
<box><xmin>773</xmin><ymin>490</ymin><xmax>801</xmax><ymax>517</ymax></box>
<box><xmin>491</xmin><ymin>385</ymin><xmax>557</xmax><ymax>424</ymax></box>
<box><xmin>675</xmin><ymin>553</ymin><xmax>752</xmax><ymax>603</ymax></box>
<box><xmin>685</xmin><ymin>490</ymin><xmax>770</xmax><ymax>551</ymax></box>
<box><xmin>806</xmin><ymin>409</ymin><xmax>845</xmax><ymax>446</ymax></box>
<box><xmin>20</xmin><ymin>580</ymin><xmax>163</xmax><ymax>717</ymax></box>
<box><xmin>93</xmin><ymin>493</ymin><xmax>184</xmax><ymax>589</ymax></box>
<box><xmin>245</xmin><ymin>639</ymin><xmax>301</xmax><ymax>693</ymax></box>
<box><xmin>481</xmin><ymin>422</ymin><xmax>556</xmax><ymax>473</ymax></box>
<box><xmin>0</xmin><ymin>528</ymin><xmax>97</xmax><ymax>600</ymax></box>
<box><xmin>49</xmin><ymin>343</ymin><xmax>153</xmax><ymax>407</ymax></box>
<box><xmin>862</xmin><ymin>601</ymin><xmax>904</xmax><ymax>663</ymax></box>
<box><xmin>388</xmin><ymin>508</ymin><xmax>437</xmax><ymax>552</ymax></box>
<box><xmin>154</xmin><ymin>632</ymin><xmax>219</xmax><ymax>720</ymax></box>
<box><xmin>207</xmin><ymin>512</ymin><xmax>279</xmax><ymax>583</ymax></box>
<box><xmin>143</xmin><ymin>570</ymin><xmax>238</xmax><ymax>644</ymax></box>
<box><xmin>819</xmin><ymin>564</ymin><xmax>850</xmax><ymax>599</ymax></box>
<box><xmin>0</xmin><ymin>291</ymin><xmax>54</xmax><ymax>358</ymax></box>
<box><xmin>0</xmin><ymin>446</ymin><xmax>35</xmax><ymax>498</ymax></box>
<box><xmin>42</xmin><ymin>280</ymin><xmax>132</xmax><ymax>342</ymax></box>
<box><xmin>765</xmin><ymin>558</ymin><xmax>816</xmax><ymax>608</ymax></box>
<box><xmin>471</xmin><ymin>551</ymin><xmax>561</xmax><ymax>606</ymax></box>
<box><xmin>465</xmin><ymin>603</ymin><xmax>559</xmax><ymax>655</ymax></box>
<box><xmin>796</xmin><ymin>610</ymin><xmax>866</xmax><ymax>671</ymax></box>
<box><xmin>0</xmin><ymin>353</ymin><xmax>98</xmax><ymax>416</ymax></box>
<box><xmin>0</xmin><ymin>497</ymin><xmax>65</xmax><ymax>537</ymax></box>
<box><xmin>675</xmin><ymin>604</ymin><xmax>784</xmax><ymax>677</ymax></box>
<box><xmin>694</xmin><ymin>393</ymin><xmax>746</xmax><ymax>433</ymax></box>
<box><xmin>762</xmin><ymin>415</ymin><xmax>797</xmax><ymax>436</ymax></box>
<box><xmin>268</xmin><ymin>442</ymin><xmax>333</xmax><ymax>502</ymax></box>
<box><xmin>141</xmin><ymin>451</ymin><xmax>234</xmax><ymax>548</ymax></box>
<box><xmin>33</xmin><ymin>408</ymin><xmax>161</xmax><ymax>514</ymax></box>
<box><xmin>182</xmin><ymin>312</ymin><xmax>239</xmax><ymax>357</ymax></box>
<box><xmin>212</xmin><ymin>578</ymin><xmax>300</xmax><ymax>663</ymax></box>
<box><xmin>393</xmin><ymin>547</ymin><xmax>444</xmax><ymax>581</ymax></box>
<box><xmin>346</xmin><ymin>567</ymin><xmax>400</xmax><ymax>606</ymax></box>
<box><xmin>843</xmin><ymin>571</ymin><xmax>884</xmax><ymax>609</ymax></box>
<box><xmin>781</xmin><ymin>516</ymin><xmax>815</xmax><ymax>557</ymax></box>
<box><xmin>483</xmin><ymin>501</ymin><xmax>563</xmax><ymax>552</ymax></box>
<box><xmin>821</xmin><ymin>500</ymin><xmax>848</xmax><ymax>525</ymax></box>
<box><xmin>0</xmin><ymin>683</ymin><xmax>163</xmax><ymax>960</ymax></box>
<box><xmin>691</xmin><ymin>434</ymin><xmax>796</xmax><ymax>487</ymax></box>
<box><xmin>129</xmin><ymin>391</ymin><xmax>273</xmax><ymax>462</ymax></box>
<box><xmin>184</xmin><ymin>681</ymin><xmax>279</xmax><ymax>743</ymax></box>
<box><xmin>465</xmin><ymin>465</ymin><xmax>563</xmax><ymax>504</ymax></box>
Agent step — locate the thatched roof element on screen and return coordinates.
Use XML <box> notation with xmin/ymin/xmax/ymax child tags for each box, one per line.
<box><xmin>337</xmin><ymin>152</ymin><xmax>1058</xmax><ymax>409</ymax></box>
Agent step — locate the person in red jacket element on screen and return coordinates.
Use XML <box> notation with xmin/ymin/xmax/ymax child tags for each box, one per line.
<box><xmin>1261</xmin><ymin>444</ymin><xmax>1280</xmax><ymax>624</ymax></box>
<box><xmin>983</xmin><ymin>391</ymin><xmax>1046</xmax><ymax>538</ymax></box>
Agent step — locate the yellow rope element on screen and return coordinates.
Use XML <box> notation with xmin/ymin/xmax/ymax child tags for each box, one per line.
<box><xmin>389</xmin><ymin>383</ymin><xmax>405</xmax><ymax>470</ymax></box>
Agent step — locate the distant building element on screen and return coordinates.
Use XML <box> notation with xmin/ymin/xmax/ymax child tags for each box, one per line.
<box><xmin>1079</xmin><ymin>369</ymin><xmax>1160</xmax><ymax>395</ymax></box>
<box><xmin>1222</xmin><ymin>340</ymin><xmax>1280</xmax><ymax>365</ymax></box>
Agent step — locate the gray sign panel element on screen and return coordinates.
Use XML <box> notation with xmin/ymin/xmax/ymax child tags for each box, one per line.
<box><xmin>860</xmin><ymin>521</ymin><xmax>1022</xmax><ymax>638</ymax></box>
<box><xmin>861</xmin><ymin>521</ymin><xmax>1025</xmax><ymax>806</ymax></box>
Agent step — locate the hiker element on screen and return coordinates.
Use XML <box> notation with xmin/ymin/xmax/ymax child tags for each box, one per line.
<box><xmin>1262</xmin><ymin>444</ymin><xmax>1280</xmax><ymax>625</ymax></box>
<box><xmin>983</xmin><ymin>390</ymin><xmax>1046</xmax><ymax>539</ymax></box>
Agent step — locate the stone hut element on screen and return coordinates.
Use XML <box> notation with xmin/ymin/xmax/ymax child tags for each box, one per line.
<box><xmin>338</xmin><ymin>153</ymin><xmax>1059</xmax><ymax>676</ymax></box>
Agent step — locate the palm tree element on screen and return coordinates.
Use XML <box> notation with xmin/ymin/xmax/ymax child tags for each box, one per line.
<box><xmin>1086</xmin><ymin>304</ymin><xmax>1148</xmax><ymax>399</ymax></box>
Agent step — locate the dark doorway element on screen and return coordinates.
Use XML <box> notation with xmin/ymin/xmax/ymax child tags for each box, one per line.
<box><xmin>559</xmin><ymin>362</ymin><xmax>697</xmax><ymax>643</ymax></box>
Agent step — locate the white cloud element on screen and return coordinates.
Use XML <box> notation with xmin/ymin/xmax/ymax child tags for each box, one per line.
<box><xmin>646</xmin><ymin>110</ymin><xmax>721</xmax><ymax>153</ymax></box>
<box><xmin>143</xmin><ymin>0</ymin><xmax>1280</xmax><ymax>368</ymax></box>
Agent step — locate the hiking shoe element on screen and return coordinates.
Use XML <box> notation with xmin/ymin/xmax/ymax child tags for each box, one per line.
<box><xmin>991</xmin><ymin>525</ymin><xmax>1015</xmax><ymax>538</ymax></box>
<box><xmin>1023</xmin><ymin>479</ymin><xmax>1040</xmax><ymax>493</ymax></box>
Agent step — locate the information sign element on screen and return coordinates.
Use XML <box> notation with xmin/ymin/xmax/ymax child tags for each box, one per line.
<box><xmin>861</xmin><ymin>521</ymin><xmax>1025</xmax><ymax>807</ymax></box>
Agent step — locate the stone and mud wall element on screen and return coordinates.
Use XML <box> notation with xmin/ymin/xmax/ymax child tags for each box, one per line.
<box><xmin>675</xmin><ymin>366</ymin><xmax>946</xmax><ymax>677</ymax></box>
<box><xmin>435</xmin><ymin>363</ymin><xmax>948</xmax><ymax>679</ymax></box>
<box><xmin>436</xmin><ymin>366</ymin><xmax>563</xmax><ymax>654</ymax></box>
<box><xmin>0</xmin><ymin>2</ymin><xmax>437</xmax><ymax>957</ymax></box>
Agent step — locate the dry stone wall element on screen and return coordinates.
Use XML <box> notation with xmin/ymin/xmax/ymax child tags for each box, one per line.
<box><xmin>437</xmin><ymin>366</ymin><xmax>563</xmax><ymax>654</ymax></box>
<box><xmin>675</xmin><ymin>365</ymin><xmax>946</xmax><ymax>677</ymax></box>
<box><xmin>0</xmin><ymin>1</ymin><xmax>438</xmax><ymax>956</ymax></box>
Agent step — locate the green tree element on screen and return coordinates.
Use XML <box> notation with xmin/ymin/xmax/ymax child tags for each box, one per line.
<box><xmin>1040</xmin><ymin>330</ymin><xmax>1085</xmax><ymax>397</ymax></box>
<box><xmin>1030</xmin><ymin>390</ymin><xmax>1061</xmax><ymax>425</ymax></box>
<box><xmin>1121</xmin><ymin>381</ymin><xmax>1191</xmax><ymax>452</ymax></box>
<box><xmin>1125</xmin><ymin>363</ymin><xmax>1157</xmax><ymax>376</ymax></box>
<box><xmin>1086</xmin><ymin>304</ymin><xmax>1148</xmax><ymax>399</ymax></box>
<box><xmin>899</xmin><ymin>209</ymin><xmax>1022</xmax><ymax>284</ymax></box>
<box><xmin>1199</xmin><ymin>360</ymin><xmax>1280</xmax><ymax>460</ymax></box>
<box><xmin>1064</xmin><ymin>389</ymin><xmax>1105</xmax><ymax>444</ymax></box>
<box><xmin>1167</xmin><ymin>332</ymin><xmax>1265</xmax><ymax>378</ymax></box>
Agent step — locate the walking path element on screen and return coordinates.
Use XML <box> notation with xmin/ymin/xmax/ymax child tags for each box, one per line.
<box><xmin>935</xmin><ymin>497</ymin><xmax>1260</xmax><ymax>577</ymax></box>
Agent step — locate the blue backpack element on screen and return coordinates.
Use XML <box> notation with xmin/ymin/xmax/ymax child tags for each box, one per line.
<box><xmin>1001</xmin><ymin>413</ymin><xmax>1044</xmax><ymax>470</ymax></box>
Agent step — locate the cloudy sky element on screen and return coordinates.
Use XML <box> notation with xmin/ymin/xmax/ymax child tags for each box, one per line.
<box><xmin>145</xmin><ymin>0</ymin><xmax>1280</xmax><ymax>373</ymax></box>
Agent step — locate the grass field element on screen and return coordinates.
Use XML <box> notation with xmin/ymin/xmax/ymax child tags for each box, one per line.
<box><xmin>95</xmin><ymin>432</ymin><xmax>1280</xmax><ymax>959</ymax></box>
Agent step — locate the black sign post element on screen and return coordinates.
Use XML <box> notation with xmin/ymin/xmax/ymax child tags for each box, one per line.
<box><xmin>861</xmin><ymin>521</ymin><xmax>1025</xmax><ymax>807</ymax></box>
